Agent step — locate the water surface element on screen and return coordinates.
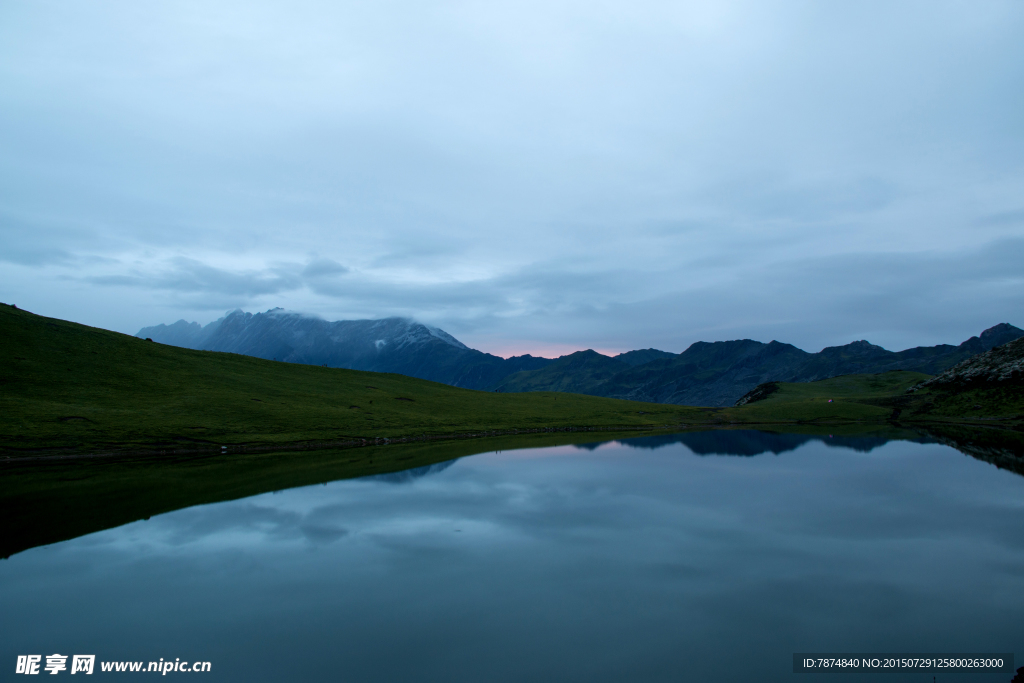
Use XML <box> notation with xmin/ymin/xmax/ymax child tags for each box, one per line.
<box><xmin>2</xmin><ymin>431</ymin><xmax>1022</xmax><ymax>681</ymax></box>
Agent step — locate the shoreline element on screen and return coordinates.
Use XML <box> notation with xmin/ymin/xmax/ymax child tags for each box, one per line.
<box><xmin>4</xmin><ymin>417</ymin><xmax>1019</xmax><ymax>464</ymax></box>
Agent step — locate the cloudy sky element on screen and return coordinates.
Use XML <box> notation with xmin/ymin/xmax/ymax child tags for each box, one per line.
<box><xmin>1</xmin><ymin>0</ymin><xmax>1022</xmax><ymax>357</ymax></box>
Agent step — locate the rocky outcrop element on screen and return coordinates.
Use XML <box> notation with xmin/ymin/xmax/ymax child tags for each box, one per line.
<box><xmin>734</xmin><ymin>382</ymin><xmax>780</xmax><ymax>407</ymax></box>
<box><xmin>909</xmin><ymin>335</ymin><xmax>1024</xmax><ymax>392</ymax></box>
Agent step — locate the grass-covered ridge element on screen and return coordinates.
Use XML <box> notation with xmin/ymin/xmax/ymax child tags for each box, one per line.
<box><xmin>0</xmin><ymin>304</ymin><xmax>708</xmax><ymax>456</ymax></box>
<box><xmin>725</xmin><ymin>370</ymin><xmax>1024</xmax><ymax>428</ymax></box>
<box><xmin>725</xmin><ymin>371</ymin><xmax>931</xmax><ymax>422</ymax></box>
<box><xmin>4</xmin><ymin>303</ymin><xmax>1021</xmax><ymax>459</ymax></box>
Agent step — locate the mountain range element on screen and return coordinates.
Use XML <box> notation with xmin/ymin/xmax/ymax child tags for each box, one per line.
<box><xmin>138</xmin><ymin>309</ymin><xmax>552</xmax><ymax>389</ymax></box>
<box><xmin>138</xmin><ymin>309</ymin><xmax>1023</xmax><ymax>407</ymax></box>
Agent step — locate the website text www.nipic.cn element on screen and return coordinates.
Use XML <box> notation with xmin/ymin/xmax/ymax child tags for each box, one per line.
<box><xmin>16</xmin><ymin>655</ymin><xmax>211</xmax><ymax>675</ymax></box>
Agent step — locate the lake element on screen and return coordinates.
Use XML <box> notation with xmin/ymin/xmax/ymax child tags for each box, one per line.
<box><xmin>2</xmin><ymin>430</ymin><xmax>1023</xmax><ymax>681</ymax></box>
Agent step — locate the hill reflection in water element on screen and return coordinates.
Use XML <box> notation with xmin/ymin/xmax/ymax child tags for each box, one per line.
<box><xmin>569</xmin><ymin>426</ymin><xmax>1024</xmax><ymax>479</ymax></box>
<box><xmin>3</xmin><ymin>432</ymin><xmax>1024</xmax><ymax>683</ymax></box>
<box><xmin>574</xmin><ymin>430</ymin><xmax>935</xmax><ymax>456</ymax></box>
<box><xmin>365</xmin><ymin>459</ymin><xmax>458</xmax><ymax>484</ymax></box>
<box><xmin>3</xmin><ymin>425</ymin><xmax>1022</xmax><ymax>561</ymax></box>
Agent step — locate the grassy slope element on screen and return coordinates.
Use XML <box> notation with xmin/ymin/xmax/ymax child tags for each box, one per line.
<box><xmin>724</xmin><ymin>371</ymin><xmax>930</xmax><ymax>422</ymax></box>
<box><xmin>724</xmin><ymin>370</ymin><xmax>1024</xmax><ymax>428</ymax></box>
<box><xmin>0</xmin><ymin>304</ymin><xmax>708</xmax><ymax>455</ymax></box>
<box><xmin>920</xmin><ymin>386</ymin><xmax>1024</xmax><ymax>417</ymax></box>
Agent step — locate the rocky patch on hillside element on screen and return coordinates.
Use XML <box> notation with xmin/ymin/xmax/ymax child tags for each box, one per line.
<box><xmin>733</xmin><ymin>382</ymin><xmax>780</xmax><ymax>407</ymax></box>
<box><xmin>909</xmin><ymin>335</ymin><xmax>1024</xmax><ymax>392</ymax></box>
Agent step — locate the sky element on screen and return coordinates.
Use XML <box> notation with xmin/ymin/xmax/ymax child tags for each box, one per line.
<box><xmin>1</xmin><ymin>0</ymin><xmax>1022</xmax><ymax>357</ymax></box>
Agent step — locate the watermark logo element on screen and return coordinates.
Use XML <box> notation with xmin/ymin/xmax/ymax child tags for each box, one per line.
<box><xmin>71</xmin><ymin>657</ymin><xmax>95</xmax><ymax>675</ymax></box>
<box><xmin>45</xmin><ymin>655</ymin><xmax>67</xmax><ymax>675</ymax></box>
<box><xmin>16</xmin><ymin>656</ymin><xmax>208</xmax><ymax>675</ymax></box>
<box><xmin>16</xmin><ymin>656</ymin><xmax>41</xmax><ymax>675</ymax></box>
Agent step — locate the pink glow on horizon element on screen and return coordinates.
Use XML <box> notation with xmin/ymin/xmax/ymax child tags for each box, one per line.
<box><xmin>472</xmin><ymin>341</ymin><xmax>628</xmax><ymax>359</ymax></box>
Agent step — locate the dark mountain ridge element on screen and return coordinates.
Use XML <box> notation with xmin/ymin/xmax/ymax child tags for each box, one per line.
<box><xmin>139</xmin><ymin>308</ymin><xmax>552</xmax><ymax>390</ymax></box>
<box><xmin>613</xmin><ymin>348</ymin><xmax>677</xmax><ymax>367</ymax></box>
<box><xmin>496</xmin><ymin>350</ymin><xmax>631</xmax><ymax>395</ymax></box>
<box><xmin>139</xmin><ymin>311</ymin><xmax>1023</xmax><ymax>407</ymax></box>
<box><xmin>496</xmin><ymin>324</ymin><xmax>1023</xmax><ymax>406</ymax></box>
<box><xmin>909</xmin><ymin>334</ymin><xmax>1024</xmax><ymax>392</ymax></box>
<box><xmin>594</xmin><ymin>339</ymin><xmax>812</xmax><ymax>407</ymax></box>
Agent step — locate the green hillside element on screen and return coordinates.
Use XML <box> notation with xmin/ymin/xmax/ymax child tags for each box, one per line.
<box><xmin>4</xmin><ymin>302</ymin><xmax>1021</xmax><ymax>460</ymax></box>
<box><xmin>0</xmin><ymin>304</ymin><xmax>707</xmax><ymax>456</ymax></box>
<box><xmin>725</xmin><ymin>370</ymin><xmax>1024</xmax><ymax>428</ymax></box>
<box><xmin>725</xmin><ymin>371</ymin><xmax>930</xmax><ymax>422</ymax></box>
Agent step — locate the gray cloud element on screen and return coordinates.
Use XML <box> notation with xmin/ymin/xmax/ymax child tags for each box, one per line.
<box><xmin>70</xmin><ymin>237</ymin><xmax>1022</xmax><ymax>355</ymax></box>
<box><xmin>0</xmin><ymin>243</ymin><xmax>75</xmax><ymax>268</ymax></box>
<box><xmin>302</xmin><ymin>258</ymin><xmax>349</xmax><ymax>279</ymax></box>
<box><xmin>977</xmin><ymin>209</ymin><xmax>1024</xmax><ymax>227</ymax></box>
<box><xmin>0</xmin><ymin>211</ymin><xmax>101</xmax><ymax>267</ymax></box>
<box><xmin>0</xmin><ymin>0</ymin><xmax>1021</xmax><ymax>352</ymax></box>
<box><xmin>87</xmin><ymin>257</ymin><xmax>304</xmax><ymax>297</ymax></box>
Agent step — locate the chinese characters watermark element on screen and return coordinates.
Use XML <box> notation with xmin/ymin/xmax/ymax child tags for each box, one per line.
<box><xmin>16</xmin><ymin>655</ymin><xmax>208</xmax><ymax>675</ymax></box>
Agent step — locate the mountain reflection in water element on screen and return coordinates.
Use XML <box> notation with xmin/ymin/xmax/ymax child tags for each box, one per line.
<box><xmin>574</xmin><ymin>430</ymin><xmax>935</xmax><ymax>456</ymax></box>
<box><xmin>365</xmin><ymin>459</ymin><xmax>458</xmax><ymax>483</ymax></box>
<box><xmin>3</xmin><ymin>432</ymin><xmax>1023</xmax><ymax>683</ymax></box>
<box><xmin>574</xmin><ymin>426</ymin><xmax>1024</xmax><ymax>480</ymax></box>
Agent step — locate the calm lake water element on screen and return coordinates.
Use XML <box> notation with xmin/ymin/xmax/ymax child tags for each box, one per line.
<box><xmin>2</xmin><ymin>431</ymin><xmax>1023</xmax><ymax>682</ymax></box>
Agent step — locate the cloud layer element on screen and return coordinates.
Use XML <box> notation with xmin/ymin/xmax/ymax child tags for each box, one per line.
<box><xmin>1</xmin><ymin>0</ymin><xmax>1022</xmax><ymax>354</ymax></box>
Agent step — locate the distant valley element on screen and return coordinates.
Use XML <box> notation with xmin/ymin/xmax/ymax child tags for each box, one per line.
<box><xmin>139</xmin><ymin>310</ymin><xmax>1023</xmax><ymax>407</ymax></box>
